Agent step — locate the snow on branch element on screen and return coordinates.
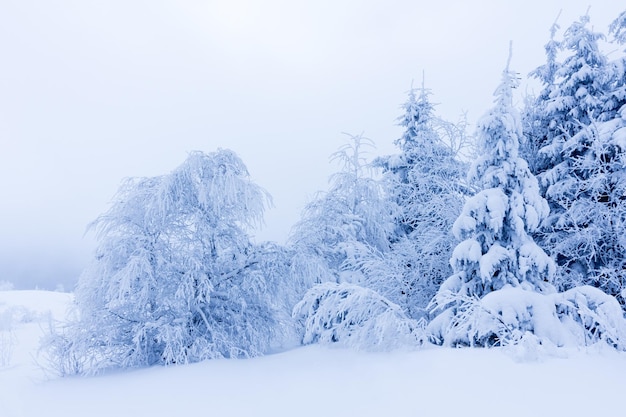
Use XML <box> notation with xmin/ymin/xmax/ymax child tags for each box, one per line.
<box><xmin>293</xmin><ymin>282</ymin><xmax>425</xmax><ymax>351</ymax></box>
<box><xmin>428</xmin><ymin>286</ymin><xmax>626</xmax><ymax>350</ymax></box>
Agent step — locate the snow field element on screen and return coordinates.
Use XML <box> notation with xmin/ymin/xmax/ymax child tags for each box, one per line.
<box><xmin>1</xmin><ymin>290</ymin><xmax>625</xmax><ymax>417</ymax></box>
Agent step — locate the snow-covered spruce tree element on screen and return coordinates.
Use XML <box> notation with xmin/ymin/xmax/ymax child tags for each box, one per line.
<box><xmin>429</xmin><ymin>57</ymin><xmax>556</xmax><ymax>346</ymax></box>
<box><xmin>611</xmin><ymin>10</ymin><xmax>626</xmax><ymax>44</ymax></box>
<box><xmin>552</xmin><ymin>12</ymin><xmax>626</xmax><ymax>306</ymax></box>
<box><xmin>523</xmin><ymin>13</ymin><xmax>626</xmax><ymax>305</ymax></box>
<box><xmin>524</xmin><ymin>14</ymin><xmax>608</xmax><ymax>179</ymax></box>
<box><xmin>378</xmin><ymin>84</ymin><xmax>469</xmax><ymax>238</ymax></box>
<box><xmin>520</xmin><ymin>16</ymin><xmax>561</xmax><ymax>173</ymax></box>
<box><xmin>370</xmin><ymin>85</ymin><xmax>468</xmax><ymax>318</ymax></box>
<box><xmin>289</xmin><ymin>133</ymin><xmax>395</xmax><ymax>285</ymax></box>
<box><xmin>47</xmin><ymin>150</ymin><xmax>286</xmax><ymax>374</ymax></box>
<box><xmin>606</xmin><ymin>11</ymin><xmax>626</xmax><ymax>117</ymax></box>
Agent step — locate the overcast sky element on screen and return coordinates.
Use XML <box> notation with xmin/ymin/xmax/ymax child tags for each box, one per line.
<box><xmin>1</xmin><ymin>1</ymin><xmax>624</xmax><ymax>289</ymax></box>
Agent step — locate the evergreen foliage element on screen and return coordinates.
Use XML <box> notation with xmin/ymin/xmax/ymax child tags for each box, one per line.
<box><xmin>429</xmin><ymin>285</ymin><xmax>626</xmax><ymax>349</ymax></box>
<box><xmin>372</xmin><ymin>85</ymin><xmax>468</xmax><ymax>318</ymax></box>
<box><xmin>524</xmin><ymin>12</ymin><xmax>626</xmax><ymax>306</ymax></box>
<box><xmin>430</xmin><ymin>56</ymin><xmax>556</xmax><ymax>346</ymax></box>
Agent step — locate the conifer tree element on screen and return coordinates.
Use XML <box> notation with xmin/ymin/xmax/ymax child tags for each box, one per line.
<box><xmin>372</xmin><ymin>84</ymin><xmax>467</xmax><ymax>318</ymax></box>
<box><xmin>524</xmin><ymin>13</ymin><xmax>626</xmax><ymax>304</ymax></box>
<box><xmin>521</xmin><ymin>15</ymin><xmax>561</xmax><ymax>172</ymax></box>
<box><xmin>430</xmin><ymin>56</ymin><xmax>555</xmax><ymax>345</ymax></box>
<box><xmin>607</xmin><ymin>10</ymin><xmax>626</xmax><ymax>117</ymax></box>
<box><xmin>525</xmin><ymin>14</ymin><xmax>607</xmax><ymax>177</ymax></box>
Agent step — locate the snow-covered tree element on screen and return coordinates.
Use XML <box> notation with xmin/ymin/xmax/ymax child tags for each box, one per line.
<box><xmin>541</xmin><ymin>116</ymin><xmax>626</xmax><ymax>305</ymax></box>
<box><xmin>521</xmin><ymin>15</ymin><xmax>561</xmax><ymax>172</ymax></box>
<box><xmin>524</xmin><ymin>14</ymin><xmax>608</xmax><ymax>177</ymax></box>
<box><xmin>371</xmin><ymin>85</ymin><xmax>468</xmax><ymax>318</ymax></box>
<box><xmin>377</xmin><ymin>84</ymin><xmax>469</xmax><ymax>238</ymax></box>
<box><xmin>47</xmin><ymin>150</ymin><xmax>291</xmax><ymax>374</ymax></box>
<box><xmin>523</xmin><ymin>13</ymin><xmax>626</xmax><ymax>305</ymax></box>
<box><xmin>289</xmin><ymin>134</ymin><xmax>418</xmax><ymax>351</ymax></box>
<box><xmin>289</xmin><ymin>134</ymin><xmax>395</xmax><ymax>285</ymax></box>
<box><xmin>429</xmin><ymin>57</ymin><xmax>556</xmax><ymax>346</ymax></box>
<box><xmin>606</xmin><ymin>11</ymin><xmax>626</xmax><ymax>117</ymax></box>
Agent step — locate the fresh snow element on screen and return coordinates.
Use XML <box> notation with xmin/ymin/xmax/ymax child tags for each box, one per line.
<box><xmin>1</xmin><ymin>290</ymin><xmax>626</xmax><ymax>417</ymax></box>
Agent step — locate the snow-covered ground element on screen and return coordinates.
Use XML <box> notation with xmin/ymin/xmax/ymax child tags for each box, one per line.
<box><xmin>1</xmin><ymin>290</ymin><xmax>625</xmax><ymax>417</ymax></box>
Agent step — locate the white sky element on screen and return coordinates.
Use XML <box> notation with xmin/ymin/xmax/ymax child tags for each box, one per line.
<box><xmin>1</xmin><ymin>1</ymin><xmax>624</xmax><ymax>289</ymax></box>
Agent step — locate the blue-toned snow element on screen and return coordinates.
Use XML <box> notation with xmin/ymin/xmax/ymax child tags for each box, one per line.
<box><xmin>1</xmin><ymin>290</ymin><xmax>625</xmax><ymax>417</ymax></box>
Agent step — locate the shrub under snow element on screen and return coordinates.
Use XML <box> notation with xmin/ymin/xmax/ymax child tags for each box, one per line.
<box><xmin>428</xmin><ymin>285</ymin><xmax>626</xmax><ymax>350</ymax></box>
<box><xmin>293</xmin><ymin>282</ymin><xmax>425</xmax><ymax>351</ymax></box>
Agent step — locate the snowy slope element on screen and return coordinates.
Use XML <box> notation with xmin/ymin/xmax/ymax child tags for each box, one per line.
<box><xmin>1</xmin><ymin>290</ymin><xmax>625</xmax><ymax>417</ymax></box>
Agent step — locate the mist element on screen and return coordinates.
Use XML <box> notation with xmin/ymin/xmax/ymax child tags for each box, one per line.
<box><xmin>1</xmin><ymin>1</ymin><xmax>623</xmax><ymax>290</ymax></box>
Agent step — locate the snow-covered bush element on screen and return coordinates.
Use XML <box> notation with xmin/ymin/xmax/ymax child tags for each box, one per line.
<box><xmin>0</xmin><ymin>309</ymin><xmax>15</xmax><ymax>368</ymax></box>
<box><xmin>428</xmin><ymin>285</ymin><xmax>626</xmax><ymax>350</ymax></box>
<box><xmin>0</xmin><ymin>304</ymin><xmax>44</xmax><ymax>368</ymax></box>
<box><xmin>46</xmin><ymin>150</ymin><xmax>294</xmax><ymax>375</ymax></box>
<box><xmin>252</xmin><ymin>242</ymin><xmax>307</xmax><ymax>351</ymax></box>
<box><xmin>0</xmin><ymin>332</ymin><xmax>13</xmax><ymax>368</ymax></box>
<box><xmin>556</xmin><ymin>286</ymin><xmax>626</xmax><ymax>349</ymax></box>
<box><xmin>429</xmin><ymin>287</ymin><xmax>566</xmax><ymax>347</ymax></box>
<box><xmin>293</xmin><ymin>282</ymin><xmax>425</xmax><ymax>351</ymax></box>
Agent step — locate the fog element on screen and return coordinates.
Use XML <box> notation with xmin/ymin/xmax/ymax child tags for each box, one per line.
<box><xmin>1</xmin><ymin>1</ymin><xmax>622</xmax><ymax>289</ymax></box>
